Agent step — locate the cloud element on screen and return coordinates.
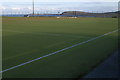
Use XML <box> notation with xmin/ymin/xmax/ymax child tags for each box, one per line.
<box><xmin>11</xmin><ymin>8</ymin><xmax>21</xmax><ymax>10</ymax></box>
<box><xmin>0</xmin><ymin>6</ymin><xmax>6</xmax><ymax>10</ymax></box>
<box><xmin>1</xmin><ymin>2</ymin><xmax>118</xmax><ymax>14</ymax></box>
<box><xmin>28</xmin><ymin>7</ymin><xmax>32</xmax><ymax>10</ymax></box>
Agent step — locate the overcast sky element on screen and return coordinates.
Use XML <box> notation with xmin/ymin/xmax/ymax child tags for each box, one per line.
<box><xmin>0</xmin><ymin>0</ymin><xmax>119</xmax><ymax>2</ymax></box>
<box><xmin>0</xmin><ymin>0</ymin><xmax>119</xmax><ymax>14</ymax></box>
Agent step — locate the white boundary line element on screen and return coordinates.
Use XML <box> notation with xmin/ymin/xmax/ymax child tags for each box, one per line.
<box><xmin>0</xmin><ymin>29</ymin><xmax>119</xmax><ymax>73</ymax></box>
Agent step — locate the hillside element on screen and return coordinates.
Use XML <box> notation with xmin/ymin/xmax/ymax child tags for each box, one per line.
<box><xmin>61</xmin><ymin>11</ymin><xmax>119</xmax><ymax>18</ymax></box>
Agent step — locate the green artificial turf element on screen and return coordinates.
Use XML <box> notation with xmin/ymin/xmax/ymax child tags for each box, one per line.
<box><xmin>2</xmin><ymin>17</ymin><xmax>118</xmax><ymax>78</ymax></box>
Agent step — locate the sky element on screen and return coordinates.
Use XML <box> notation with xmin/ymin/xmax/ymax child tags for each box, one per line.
<box><xmin>0</xmin><ymin>0</ymin><xmax>119</xmax><ymax>2</ymax></box>
<box><xmin>0</xmin><ymin>0</ymin><xmax>119</xmax><ymax>14</ymax></box>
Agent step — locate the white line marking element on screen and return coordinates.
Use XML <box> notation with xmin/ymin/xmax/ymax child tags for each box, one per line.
<box><xmin>0</xmin><ymin>29</ymin><xmax>119</xmax><ymax>73</ymax></box>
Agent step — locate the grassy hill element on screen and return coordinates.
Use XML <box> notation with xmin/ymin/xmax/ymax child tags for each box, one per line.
<box><xmin>61</xmin><ymin>11</ymin><xmax>119</xmax><ymax>18</ymax></box>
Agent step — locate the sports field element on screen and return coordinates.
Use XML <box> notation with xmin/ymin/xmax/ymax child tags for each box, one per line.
<box><xmin>2</xmin><ymin>17</ymin><xmax>118</xmax><ymax>78</ymax></box>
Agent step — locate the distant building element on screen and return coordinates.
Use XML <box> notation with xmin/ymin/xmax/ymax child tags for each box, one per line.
<box><xmin>24</xmin><ymin>15</ymin><xmax>30</xmax><ymax>17</ymax></box>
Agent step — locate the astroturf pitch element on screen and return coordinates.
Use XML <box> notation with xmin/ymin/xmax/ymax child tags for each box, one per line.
<box><xmin>2</xmin><ymin>17</ymin><xmax>118</xmax><ymax>78</ymax></box>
